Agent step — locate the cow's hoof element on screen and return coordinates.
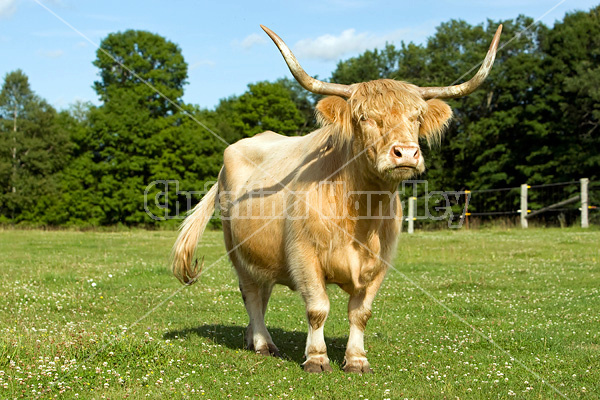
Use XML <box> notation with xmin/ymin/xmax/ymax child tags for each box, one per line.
<box><xmin>268</xmin><ymin>344</ymin><xmax>282</xmax><ymax>358</ymax></box>
<box><xmin>343</xmin><ymin>360</ymin><xmax>373</xmax><ymax>374</ymax></box>
<box><xmin>256</xmin><ymin>347</ymin><xmax>270</xmax><ymax>356</ymax></box>
<box><xmin>255</xmin><ymin>344</ymin><xmax>282</xmax><ymax>358</ymax></box>
<box><xmin>303</xmin><ymin>357</ymin><xmax>333</xmax><ymax>373</ymax></box>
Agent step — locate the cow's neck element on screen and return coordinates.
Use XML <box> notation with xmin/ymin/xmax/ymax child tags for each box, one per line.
<box><xmin>331</xmin><ymin>154</ymin><xmax>398</xmax><ymax>222</ymax></box>
<box><xmin>340</xmin><ymin>148</ymin><xmax>399</xmax><ymax>194</ymax></box>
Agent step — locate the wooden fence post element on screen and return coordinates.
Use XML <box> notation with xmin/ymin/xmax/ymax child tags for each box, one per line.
<box><xmin>408</xmin><ymin>197</ymin><xmax>416</xmax><ymax>234</ymax></box>
<box><xmin>520</xmin><ymin>184</ymin><xmax>528</xmax><ymax>228</ymax></box>
<box><xmin>581</xmin><ymin>178</ymin><xmax>589</xmax><ymax>228</ymax></box>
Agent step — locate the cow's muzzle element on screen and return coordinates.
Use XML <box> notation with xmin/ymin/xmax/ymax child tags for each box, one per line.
<box><xmin>389</xmin><ymin>143</ymin><xmax>420</xmax><ymax>168</ymax></box>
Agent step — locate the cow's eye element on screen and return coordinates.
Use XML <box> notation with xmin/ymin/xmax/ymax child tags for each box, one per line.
<box><xmin>360</xmin><ymin>115</ymin><xmax>368</xmax><ymax>122</ymax></box>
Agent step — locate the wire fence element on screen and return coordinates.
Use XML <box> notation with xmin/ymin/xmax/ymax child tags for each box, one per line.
<box><xmin>402</xmin><ymin>179</ymin><xmax>598</xmax><ymax>230</ymax></box>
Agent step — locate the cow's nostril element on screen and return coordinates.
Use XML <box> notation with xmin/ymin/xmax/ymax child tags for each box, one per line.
<box><xmin>413</xmin><ymin>148</ymin><xmax>420</xmax><ymax>159</ymax></box>
<box><xmin>392</xmin><ymin>147</ymin><xmax>402</xmax><ymax>158</ymax></box>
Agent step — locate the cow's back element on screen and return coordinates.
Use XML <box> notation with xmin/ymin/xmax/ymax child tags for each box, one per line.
<box><xmin>219</xmin><ymin>130</ymin><xmax>325</xmax><ymax>286</ymax></box>
<box><xmin>221</xmin><ymin>131</ymin><xmax>309</xmax><ymax>193</ymax></box>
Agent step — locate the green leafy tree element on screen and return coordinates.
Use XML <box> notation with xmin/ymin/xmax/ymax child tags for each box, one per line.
<box><xmin>48</xmin><ymin>102</ymin><xmax>104</xmax><ymax>225</ymax></box>
<box><xmin>0</xmin><ymin>70</ymin><xmax>71</xmax><ymax>223</ymax></box>
<box><xmin>0</xmin><ymin>69</ymin><xmax>35</xmax><ymax>200</ymax></box>
<box><xmin>330</xmin><ymin>17</ymin><xmax>550</xmax><ymax>213</ymax></box>
<box><xmin>229</xmin><ymin>80</ymin><xmax>306</xmax><ymax>138</ymax></box>
<box><xmin>426</xmin><ymin>18</ymin><xmax>549</xmax><ymax>191</ymax></box>
<box><xmin>145</xmin><ymin>104</ymin><xmax>224</xmax><ymax>227</ymax></box>
<box><xmin>211</xmin><ymin>96</ymin><xmax>245</xmax><ymax>144</ymax></box>
<box><xmin>276</xmin><ymin>78</ymin><xmax>319</xmax><ymax>135</ymax></box>
<box><xmin>64</xmin><ymin>30</ymin><xmax>223</xmax><ymax>226</ymax></box>
<box><xmin>331</xmin><ymin>44</ymin><xmax>401</xmax><ymax>84</ymax></box>
<box><xmin>93</xmin><ymin>30</ymin><xmax>188</xmax><ymax>117</ymax></box>
<box><xmin>542</xmin><ymin>6</ymin><xmax>600</xmax><ymax>182</ymax></box>
<box><xmin>213</xmin><ymin>79</ymin><xmax>312</xmax><ymax>145</ymax></box>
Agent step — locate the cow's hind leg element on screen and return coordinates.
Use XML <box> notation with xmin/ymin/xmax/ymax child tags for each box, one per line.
<box><xmin>239</xmin><ymin>277</ymin><xmax>280</xmax><ymax>357</ymax></box>
<box><xmin>239</xmin><ymin>283</ymin><xmax>255</xmax><ymax>351</ymax></box>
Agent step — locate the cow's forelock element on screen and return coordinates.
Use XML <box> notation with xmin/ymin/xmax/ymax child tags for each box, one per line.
<box><xmin>349</xmin><ymin>80</ymin><xmax>426</xmax><ymax>121</ymax></box>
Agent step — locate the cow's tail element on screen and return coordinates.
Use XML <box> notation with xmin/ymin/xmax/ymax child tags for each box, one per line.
<box><xmin>170</xmin><ymin>184</ymin><xmax>218</xmax><ymax>285</ymax></box>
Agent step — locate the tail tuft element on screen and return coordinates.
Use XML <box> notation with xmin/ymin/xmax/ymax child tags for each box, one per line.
<box><xmin>170</xmin><ymin>185</ymin><xmax>218</xmax><ymax>285</ymax></box>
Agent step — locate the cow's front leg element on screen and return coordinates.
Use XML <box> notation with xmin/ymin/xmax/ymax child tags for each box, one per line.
<box><xmin>344</xmin><ymin>271</ymin><xmax>386</xmax><ymax>373</ymax></box>
<box><xmin>288</xmin><ymin>241</ymin><xmax>332</xmax><ymax>372</ymax></box>
<box><xmin>302</xmin><ymin>288</ymin><xmax>332</xmax><ymax>373</ymax></box>
<box><xmin>344</xmin><ymin>291</ymin><xmax>372</xmax><ymax>373</ymax></box>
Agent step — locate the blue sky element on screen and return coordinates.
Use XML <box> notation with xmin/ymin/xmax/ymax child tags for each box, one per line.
<box><xmin>1</xmin><ymin>0</ymin><xmax>598</xmax><ymax>110</ymax></box>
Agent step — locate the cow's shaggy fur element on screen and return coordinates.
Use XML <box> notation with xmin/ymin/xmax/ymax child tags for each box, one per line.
<box><xmin>171</xmin><ymin>80</ymin><xmax>452</xmax><ymax>373</ymax></box>
<box><xmin>170</xmin><ymin>21</ymin><xmax>502</xmax><ymax>372</ymax></box>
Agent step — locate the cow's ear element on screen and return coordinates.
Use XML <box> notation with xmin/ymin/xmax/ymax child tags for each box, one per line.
<box><xmin>316</xmin><ymin>96</ymin><xmax>351</xmax><ymax>128</ymax></box>
<box><xmin>419</xmin><ymin>99</ymin><xmax>452</xmax><ymax>146</ymax></box>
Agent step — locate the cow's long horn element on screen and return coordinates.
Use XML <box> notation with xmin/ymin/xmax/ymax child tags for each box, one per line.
<box><xmin>261</xmin><ymin>25</ymin><xmax>355</xmax><ymax>98</ymax></box>
<box><xmin>419</xmin><ymin>25</ymin><xmax>503</xmax><ymax>99</ymax></box>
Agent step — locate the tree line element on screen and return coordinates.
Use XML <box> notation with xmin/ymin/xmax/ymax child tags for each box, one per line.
<box><xmin>0</xmin><ymin>6</ymin><xmax>598</xmax><ymax>227</ymax></box>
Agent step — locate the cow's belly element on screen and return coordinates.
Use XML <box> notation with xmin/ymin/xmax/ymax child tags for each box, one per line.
<box><xmin>225</xmin><ymin>191</ymin><xmax>292</xmax><ymax>286</ymax></box>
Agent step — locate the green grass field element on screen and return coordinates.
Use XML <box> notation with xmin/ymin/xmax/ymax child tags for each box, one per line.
<box><xmin>0</xmin><ymin>228</ymin><xmax>598</xmax><ymax>399</ymax></box>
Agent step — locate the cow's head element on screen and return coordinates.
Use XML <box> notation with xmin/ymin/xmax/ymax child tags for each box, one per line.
<box><xmin>262</xmin><ymin>25</ymin><xmax>502</xmax><ymax>183</ymax></box>
<box><xmin>315</xmin><ymin>81</ymin><xmax>452</xmax><ymax>181</ymax></box>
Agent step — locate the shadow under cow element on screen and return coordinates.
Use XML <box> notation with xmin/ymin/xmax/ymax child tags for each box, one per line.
<box><xmin>163</xmin><ymin>324</ymin><xmax>348</xmax><ymax>366</ymax></box>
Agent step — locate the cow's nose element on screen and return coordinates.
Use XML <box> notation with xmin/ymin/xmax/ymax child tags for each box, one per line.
<box><xmin>391</xmin><ymin>146</ymin><xmax>419</xmax><ymax>160</ymax></box>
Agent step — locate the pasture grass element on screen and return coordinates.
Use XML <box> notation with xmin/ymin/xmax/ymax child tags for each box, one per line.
<box><xmin>0</xmin><ymin>227</ymin><xmax>598</xmax><ymax>399</ymax></box>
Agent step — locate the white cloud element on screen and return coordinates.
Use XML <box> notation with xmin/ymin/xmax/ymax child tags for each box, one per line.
<box><xmin>294</xmin><ymin>28</ymin><xmax>411</xmax><ymax>61</ymax></box>
<box><xmin>38</xmin><ymin>49</ymin><xmax>65</xmax><ymax>59</ymax></box>
<box><xmin>0</xmin><ymin>0</ymin><xmax>18</xmax><ymax>18</ymax></box>
<box><xmin>238</xmin><ymin>33</ymin><xmax>267</xmax><ymax>50</ymax></box>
